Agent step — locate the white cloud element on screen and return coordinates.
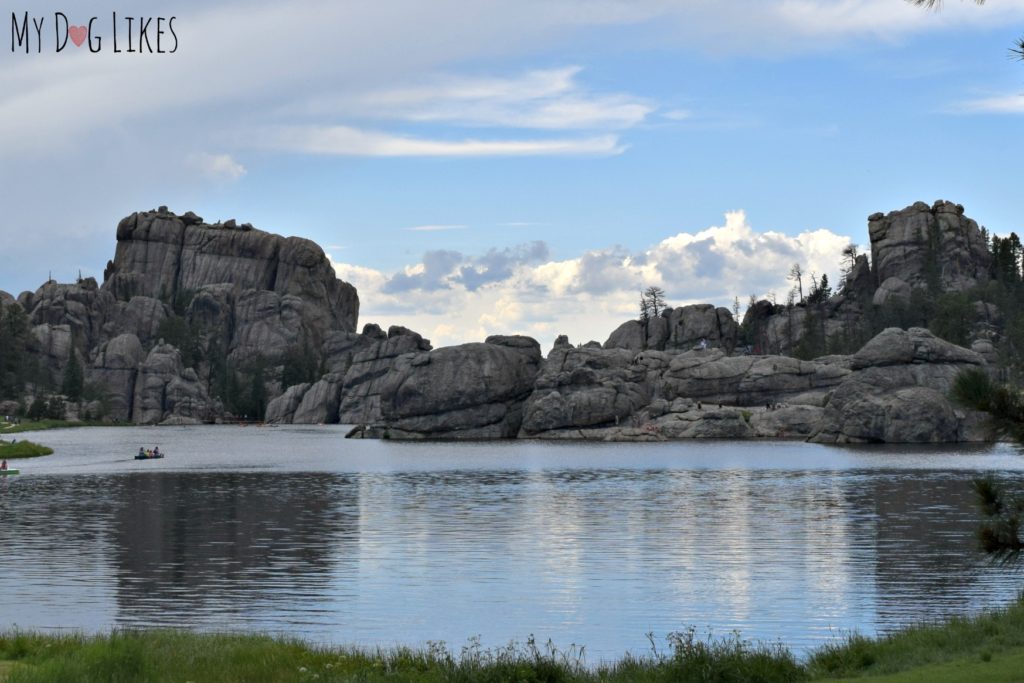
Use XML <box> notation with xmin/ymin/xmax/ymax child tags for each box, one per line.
<box><xmin>332</xmin><ymin>210</ymin><xmax>852</xmax><ymax>350</ymax></box>
<box><xmin>661</xmin><ymin>109</ymin><xmax>691</xmax><ymax>121</ymax></box>
<box><xmin>256</xmin><ymin>125</ymin><xmax>625</xmax><ymax>157</ymax></box>
<box><xmin>189</xmin><ymin>153</ymin><xmax>247</xmax><ymax>181</ymax></box>
<box><xmin>320</xmin><ymin>66</ymin><xmax>655</xmax><ymax>130</ymax></box>
<box><xmin>955</xmin><ymin>94</ymin><xmax>1024</xmax><ymax>114</ymax></box>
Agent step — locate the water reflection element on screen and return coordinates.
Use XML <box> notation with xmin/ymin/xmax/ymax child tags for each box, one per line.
<box><xmin>110</xmin><ymin>473</ymin><xmax>359</xmax><ymax>628</ymax></box>
<box><xmin>0</xmin><ymin>436</ymin><xmax>1022</xmax><ymax>660</ymax></box>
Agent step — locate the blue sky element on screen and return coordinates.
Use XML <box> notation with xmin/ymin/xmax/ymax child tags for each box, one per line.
<box><xmin>2</xmin><ymin>0</ymin><xmax>1023</xmax><ymax>347</ymax></box>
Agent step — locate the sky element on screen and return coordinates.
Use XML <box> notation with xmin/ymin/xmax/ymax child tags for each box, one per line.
<box><xmin>2</xmin><ymin>0</ymin><xmax>1023</xmax><ymax>349</ymax></box>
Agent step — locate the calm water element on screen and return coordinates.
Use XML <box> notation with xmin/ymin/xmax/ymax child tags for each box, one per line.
<box><xmin>1</xmin><ymin>425</ymin><xmax>1023</xmax><ymax>661</ymax></box>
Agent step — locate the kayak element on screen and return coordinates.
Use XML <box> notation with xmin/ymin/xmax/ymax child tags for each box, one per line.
<box><xmin>0</xmin><ymin>469</ymin><xmax>19</xmax><ymax>475</ymax></box>
<box><xmin>134</xmin><ymin>454</ymin><xmax>165</xmax><ymax>460</ymax></box>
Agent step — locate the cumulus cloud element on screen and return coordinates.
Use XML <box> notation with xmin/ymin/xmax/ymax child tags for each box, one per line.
<box><xmin>332</xmin><ymin>210</ymin><xmax>852</xmax><ymax>349</ymax></box>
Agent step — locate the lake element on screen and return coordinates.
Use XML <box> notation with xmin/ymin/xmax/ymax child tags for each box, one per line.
<box><xmin>1</xmin><ymin>425</ymin><xmax>1022</xmax><ymax>662</ymax></box>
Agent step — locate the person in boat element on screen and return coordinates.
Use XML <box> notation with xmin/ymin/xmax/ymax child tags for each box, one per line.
<box><xmin>1</xmin><ymin>460</ymin><xmax>7</xmax><ymax>471</ymax></box>
<box><xmin>138</xmin><ymin>447</ymin><xmax>145</xmax><ymax>458</ymax></box>
<box><xmin>153</xmin><ymin>446</ymin><xmax>160</xmax><ymax>457</ymax></box>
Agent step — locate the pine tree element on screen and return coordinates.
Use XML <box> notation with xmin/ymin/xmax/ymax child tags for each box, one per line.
<box><xmin>61</xmin><ymin>348</ymin><xmax>84</xmax><ymax>402</ymax></box>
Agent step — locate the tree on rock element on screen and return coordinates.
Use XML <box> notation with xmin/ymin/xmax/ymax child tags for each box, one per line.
<box><xmin>788</xmin><ymin>263</ymin><xmax>805</xmax><ymax>303</ymax></box>
<box><xmin>642</xmin><ymin>286</ymin><xmax>667</xmax><ymax>318</ymax></box>
<box><xmin>61</xmin><ymin>347</ymin><xmax>84</xmax><ymax>402</ymax></box>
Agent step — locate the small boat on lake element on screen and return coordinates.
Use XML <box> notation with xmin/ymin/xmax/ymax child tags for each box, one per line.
<box><xmin>135</xmin><ymin>449</ymin><xmax>165</xmax><ymax>460</ymax></box>
<box><xmin>0</xmin><ymin>469</ymin><xmax>19</xmax><ymax>475</ymax></box>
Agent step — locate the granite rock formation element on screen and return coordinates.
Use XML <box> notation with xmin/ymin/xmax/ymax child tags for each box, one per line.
<box><xmin>7</xmin><ymin>207</ymin><xmax>361</xmax><ymax>424</ymax></box>
<box><xmin>347</xmin><ymin>336</ymin><xmax>542</xmax><ymax>439</ymax></box>
<box><xmin>605</xmin><ymin>304</ymin><xmax>739</xmax><ymax>353</ymax></box>
<box><xmin>869</xmin><ymin>200</ymin><xmax>991</xmax><ymax>292</ymax></box>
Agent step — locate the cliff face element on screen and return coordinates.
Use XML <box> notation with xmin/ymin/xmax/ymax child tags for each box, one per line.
<box><xmin>104</xmin><ymin>209</ymin><xmax>358</xmax><ymax>343</ymax></box>
<box><xmin>741</xmin><ymin>200</ymin><xmax>994</xmax><ymax>357</ymax></box>
<box><xmin>869</xmin><ymin>200</ymin><xmax>991</xmax><ymax>293</ymax></box>
<box><xmin>6</xmin><ymin>207</ymin><xmax>361</xmax><ymax>424</ymax></box>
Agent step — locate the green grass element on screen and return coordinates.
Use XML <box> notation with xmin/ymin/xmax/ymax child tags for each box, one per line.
<box><xmin>0</xmin><ymin>629</ymin><xmax>803</xmax><ymax>683</ymax></box>
<box><xmin>4</xmin><ymin>599</ymin><xmax>1024</xmax><ymax>682</ymax></box>
<box><xmin>820</xmin><ymin>648</ymin><xmax>1024</xmax><ymax>682</ymax></box>
<box><xmin>0</xmin><ymin>440</ymin><xmax>53</xmax><ymax>458</ymax></box>
<box><xmin>0</xmin><ymin>420</ymin><xmax>127</xmax><ymax>435</ymax></box>
<box><xmin>805</xmin><ymin>594</ymin><xmax>1024</xmax><ymax>679</ymax></box>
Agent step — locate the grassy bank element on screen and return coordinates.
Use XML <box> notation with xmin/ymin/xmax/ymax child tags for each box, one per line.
<box><xmin>0</xmin><ymin>419</ymin><xmax>125</xmax><ymax>435</ymax></box>
<box><xmin>3</xmin><ymin>598</ymin><xmax>1024</xmax><ymax>682</ymax></box>
<box><xmin>0</xmin><ymin>440</ymin><xmax>52</xmax><ymax>458</ymax></box>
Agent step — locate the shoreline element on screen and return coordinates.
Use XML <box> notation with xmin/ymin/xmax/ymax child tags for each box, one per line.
<box><xmin>3</xmin><ymin>597</ymin><xmax>1024</xmax><ymax>681</ymax></box>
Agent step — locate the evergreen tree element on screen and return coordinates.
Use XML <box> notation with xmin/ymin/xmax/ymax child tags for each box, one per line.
<box><xmin>0</xmin><ymin>303</ymin><xmax>30</xmax><ymax>399</ymax></box>
<box><xmin>61</xmin><ymin>348</ymin><xmax>84</xmax><ymax>402</ymax></box>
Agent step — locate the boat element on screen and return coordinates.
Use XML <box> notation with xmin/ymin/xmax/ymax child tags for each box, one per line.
<box><xmin>0</xmin><ymin>469</ymin><xmax>19</xmax><ymax>475</ymax></box>
<box><xmin>134</xmin><ymin>453</ymin><xmax>165</xmax><ymax>460</ymax></box>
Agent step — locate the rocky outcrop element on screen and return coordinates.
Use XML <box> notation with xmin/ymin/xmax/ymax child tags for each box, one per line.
<box><xmin>871</xmin><ymin>277</ymin><xmax>912</xmax><ymax>307</ymax></box>
<box><xmin>742</xmin><ymin>201</ymin><xmax>994</xmax><ymax>357</ymax></box>
<box><xmin>351</xmin><ymin>322</ymin><xmax>986</xmax><ymax>444</ymax></box>
<box><xmin>336</xmin><ymin>325</ymin><xmax>432</xmax><ymax>424</ymax></box>
<box><xmin>605</xmin><ymin>304</ymin><xmax>739</xmax><ymax>352</ymax></box>
<box><xmin>811</xmin><ymin>328</ymin><xmax>986</xmax><ymax>443</ymax></box>
<box><xmin>869</xmin><ymin>200</ymin><xmax>991</xmax><ymax>292</ymax></box>
<box><xmin>28</xmin><ymin>278</ymin><xmax>115</xmax><ymax>350</ymax></box>
<box><xmin>103</xmin><ymin>208</ymin><xmax>359</xmax><ymax>366</ymax></box>
<box><xmin>4</xmin><ymin>207</ymin><xmax>364</xmax><ymax>424</ymax></box>
<box><xmin>87</xmin><ymin>334</ymin><xmax>146</xmax><ymax>421</ymax></box>
<box><xmin>264</xmin><ymin>382</ymin><xmax>311</xmax><ymax>424</ymax></box>
<box><xmin>521</xmin><ymin>345</ymin><xmax>649</xmax><ymax>433</ymax></box>
<box><xmin>104</xmin><ymin>209</ymin><xmax>358</xmax><ymax>333</ymax></box>
<box><xmin>350</xmin><ymin>336</ymin><xmax>543</xmax><ymax>439</ymax></box>
<box><xmin>132</xmin><ymin>343</ymin><xmax>215</xmax><ymax>424</ymax></box>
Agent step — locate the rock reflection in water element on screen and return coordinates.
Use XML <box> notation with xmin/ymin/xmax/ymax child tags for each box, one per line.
<box><xmin>1</xmin><ymin>451</ymin><xmax>1021</xmax><ymax>659</ymax></box>
<box><xmin>110</xmin><ymin>473</ymin><xmax>359</xmax><ymax>628</ymax></box>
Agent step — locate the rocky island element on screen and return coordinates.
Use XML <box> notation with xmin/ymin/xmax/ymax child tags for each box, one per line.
<box><xmin>0</xmin><ymin>200</ymin><xmax>1014</xmax><ymax>444</ymax></box>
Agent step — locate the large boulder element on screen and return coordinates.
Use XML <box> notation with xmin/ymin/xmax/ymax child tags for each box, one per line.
<box><xmin>371</xmin><ymin>335</ymin><xmax>543</xmax><ymax>438</ymax></box>
<box><xmin>521</xmin><ymin>345</ymin><xmax>648</xmax><ymax>434</ymax></box>
<box><xmin>264</xmin><ymin>382</ymin><xmax>311</xmax><ymax>424</ymax></box>
<box><xmin>871</xmin><ymin>277</ymin><xmax>911</xmax><ymax>307</ymax></box>
<box><xmin>813</xmin><ymin>328</ymin><xmax>986</xmax><ymax>443</ymax></box>
<box><xmin>293</xmin><ymin>373</ymin><xmax>346</xmax><ymax>424</ymax></box>
<box><xmin>605</xmin><ymin>305</ymin><xmax>739</xmax><ymax>353</ymax></box>
<box><xmin>658</xmin><ymin>350</ymin><xmax>849</xmax><ymax>407</ymax></box>
<box><xmin>337</xmin><ymin>325</ymin><xmax>432</xmax><ymax>424</ymax></box>
<box><xmin>664</xmin><ymin>304</ymin><xmax>739</xmax><ymax>352</ymax></box>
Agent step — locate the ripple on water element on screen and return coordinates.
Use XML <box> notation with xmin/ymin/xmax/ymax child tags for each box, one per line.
<box><xmin>1</xmin><ymin>427</ymin><xmax>1022</xmax><ymax>659</ymax></box>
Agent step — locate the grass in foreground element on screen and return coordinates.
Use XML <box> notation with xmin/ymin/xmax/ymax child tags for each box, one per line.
<box><xmin>0</xmin><ymin>440</ymin><xmax>52</xmax><ymax>458</ymax></box>
<box><xmin>0</xmin><ymin>420</ymin><xmax>126</xmax><ymax>435</ymax></box>
<box><xmin>3</xmin><ymin>599</ymin><xmax>1024</xmax><ymax>682</ymax></box>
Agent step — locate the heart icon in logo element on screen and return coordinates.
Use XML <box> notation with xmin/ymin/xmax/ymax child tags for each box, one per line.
<box><xmin>69</xmin><ymin>25</ymin><xmax>88</xmax><ymax>47</ymax></box>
